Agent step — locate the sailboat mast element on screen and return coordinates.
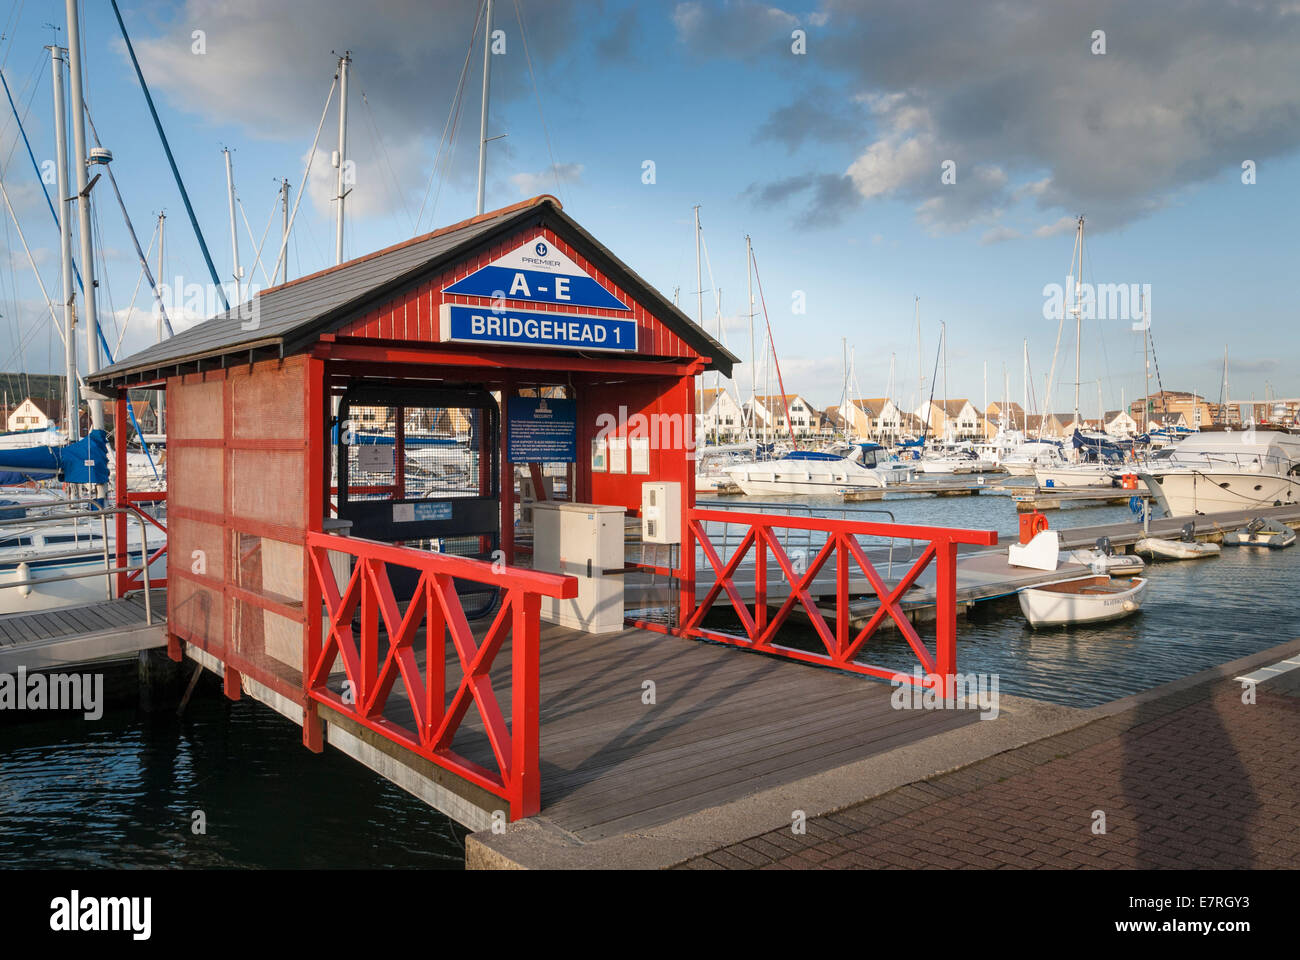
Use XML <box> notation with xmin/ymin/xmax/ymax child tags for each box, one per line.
<box><xmin>693</xmin><ymin>205</ymin><xmax>702</xmax><ymax>326</ymax></box>
<box><xmin>49</xmin><ymin>43</ymin><xmax>78</xmax><ymax>441</ymax></box>
<box><xmin>941</xmin><ymin>321</ymin><xmax>948</xmax><ymax>441</ymax></box>
<box><xmin>334</xmin><ymin>52</ymin><xmax>350</xmax><ymax>263</ymax></box>
<box><xmin>1072</xmin><ymin>216</ymin><xmax>1084</xmax><ymax>428</ymax></box>
<box><xmin>914</xmin><ymin>296</ymin><xmax>922</xmax><ymax>429</ymax></box>
<box><xmin>1022</xmin><ymin>338</ymin><xmax>1028</xmax><ymax>432</ymax></box>
<box><xmin>65</xmin><ymin>0</ymin><xmax>102</xmax><ymax>430</ymax></box>
<box><xmin>1223</xmin><ymin>344</ymin><xmax>1231</xmax><ymax>425</ymax></box>
<box><xmin>475</xmin><ymin>1</ymin><xmax>492</xmax><ymax>215</ymax></box>
<box><xmin>156</xmin><ymin>212</ymin><xmax>166</xmax><ymax>434</ymax></box>
<box><xmin>279</xmin><ymin>178</ymin><xmax>290</xmax><ymax>284</ymax></box>
<box><xmin>1141</xmin><ymin>291</ymin><xmax>1150</xmax><ymax>431</ymax></box>
<box><xmin>224</xmin><ymin>147</ymin><xmax>242</xmax><ymax>298</ymax></box>
<box><xmin>746</xmin><ymin>234</ymin><xmax>754</xmax><ymax>439</ymax></box>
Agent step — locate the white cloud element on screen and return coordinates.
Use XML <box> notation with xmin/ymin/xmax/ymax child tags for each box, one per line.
<box><xmin>509</xmin><ymin>163</ymin><xmax>584</xmax><ymax>196</ymax></box>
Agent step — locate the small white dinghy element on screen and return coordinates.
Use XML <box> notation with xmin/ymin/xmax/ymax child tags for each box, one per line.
<box><xmin>1135</xmin><ymin>522</ymin><xmax>1221</xmax><ymax>561</ymax></box>
<box><xmin>1223</xmin><ymin>517</ymin><xmax>1297</xmax><ymax>550</ymax></box>
<box><xmin>1019</xmin><ymin>575</ymin><xmax>1149</xmax><ymax>629</ymax></box>
<box><xmin>1066</xmin><ymin>536</ymin><xmax>1145</xmax><ymax>576</ymax></box>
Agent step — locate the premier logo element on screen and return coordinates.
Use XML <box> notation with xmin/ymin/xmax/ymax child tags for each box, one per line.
<box><xmin>49</xmin><ymin>891</ymin><xmax>151</xmax><ymax>940</ymax></box>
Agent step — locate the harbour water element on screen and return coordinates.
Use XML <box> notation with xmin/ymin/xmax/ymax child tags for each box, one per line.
<box><xmin>3</xmin><ymin>488</ymin><xmax>1296</xmax><ymax>868</ymax></box>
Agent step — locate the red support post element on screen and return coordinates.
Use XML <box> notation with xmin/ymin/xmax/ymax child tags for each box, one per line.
<box><xmin>933</xmin><ymin>539</ymin><xmax>959</xmax><ymax>686</ymax></box>
<box><xmin>114</xmin><ymin>390</ymin><xmax>128</xmax><ymax>598</ymax></box>
<box><xmin>678</xmin><ymin>374</ymin><xmax>696</xmax><ymax>628</ymax></box>
<box><xmin>499</xmin><ymin>376</ymin><xmax>515</xmax><ymax>564</ymax></box>
<box><xmin>394</xmin><ymin>407</ymin><xmax>406</xmax><ymax>499</ymax></box>
<box><xmin>303</xmin><ymin>355</ymin><xmax>326</xmax><ymax>751</ymax></box>
<box><xmin>510</xmin><ymin>589</ymin><xmax>542</xmax><ymax>819</ymax></box>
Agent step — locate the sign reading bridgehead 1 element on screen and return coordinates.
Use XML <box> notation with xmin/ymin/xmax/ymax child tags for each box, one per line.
<box><xmin>442</xmin><ymin>236</ymin><xmax>631</xmax><ymax>311</ymax></box>
<box><xmin>507</xmin><ymin>397</ymin><xmax>577</xmax><ymax>464</ymax></box>
<box><xmin>440</xmin><ymin>304</ymin><xmax>638</xmax><ymax>352</ymax></box>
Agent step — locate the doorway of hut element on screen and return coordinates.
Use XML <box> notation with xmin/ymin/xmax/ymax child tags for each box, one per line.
<box><xmin>329</xmin><ymin>376</ymin><xmax>578</xmax><ymax>620</ymax></box>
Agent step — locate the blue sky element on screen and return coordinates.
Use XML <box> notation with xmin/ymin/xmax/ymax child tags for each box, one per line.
<box><xmin>0</xmin><ymin>0</ymin><xmax>1296</xmax><ymax>416</ymax></box>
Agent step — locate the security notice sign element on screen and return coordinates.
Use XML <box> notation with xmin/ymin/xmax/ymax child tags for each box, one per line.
<box><xmin>507</xmin><ymin>397</ymin><xmax>577</xmax><ymax>463</ymax></box>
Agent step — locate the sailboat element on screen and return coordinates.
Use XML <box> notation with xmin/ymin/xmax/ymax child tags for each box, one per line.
<box><xmin>1031</xmin><ymin>217</ymin><xmax>1146</xmax><ymax>491</ymax></box>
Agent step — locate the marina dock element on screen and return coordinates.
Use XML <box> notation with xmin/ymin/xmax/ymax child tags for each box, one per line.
<box><xmin>0</xmin><ymin>594</ymin><xmax>162</xmax><ymax>674</ymax></box>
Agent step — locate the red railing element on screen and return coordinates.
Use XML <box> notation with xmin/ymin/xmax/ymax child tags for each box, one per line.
<box><xmin>114</xmin><ymin>493</ymin><xmax>168</xmax><ymax>598</ymax></box>
<box><xmin>683</xmin><ymin>509</ymin><xmax>997</xmax><ymax>684</ymax></box>
<box><xmin>305</xmin><ymin>531</ymin><xmax>576</xmax><ymax>819</ymax></box>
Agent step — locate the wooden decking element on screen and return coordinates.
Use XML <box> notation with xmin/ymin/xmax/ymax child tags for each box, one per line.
<box><xmin>326</xmin><ymin>621</ymin><xmax>978</xmax><ymax>840</ymax></box>
<box><xmin>0</xmin><ymin>594</ymin><xmax>164</xmax><ymax>672</ymax></box>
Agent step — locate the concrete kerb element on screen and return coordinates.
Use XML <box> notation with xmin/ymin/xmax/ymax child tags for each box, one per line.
<box><xmin>466</xmin><ymin>636</ymin><xmax>1300</xmax><ymax>869</ymax></box>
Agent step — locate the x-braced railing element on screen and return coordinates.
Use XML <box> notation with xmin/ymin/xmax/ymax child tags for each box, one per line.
<box><xmin>682</xmin><ymin>509</ymin><xmax>997</xmax><ymax>684</ymax></box>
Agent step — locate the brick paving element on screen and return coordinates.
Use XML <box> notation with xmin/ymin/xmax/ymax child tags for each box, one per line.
<box><xmin>676</xmin><ymin>673</ymin><xmax>1300</xmax><ymax>869</ymax></box>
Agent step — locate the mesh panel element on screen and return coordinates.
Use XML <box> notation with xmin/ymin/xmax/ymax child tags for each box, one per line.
<box><xmin>230</xmin><ymin>449</ymin><xmax>306</xmax><ymax>528</ymax></box>
<box><xmin>171</xmin><ymin>576</ymin><xmax>221</xmax><ymax>645</ymax></box>
<box><xmin>170</xmin><ymin>518</ymin><xmax>225</xmax><ymax>581</ymax></box>
<box><xmin>169</xmin><ymin>378</ymin><xmax>223</xmax><ymax>439</ymax></box>
<box><xmin>166</xmin><ymin>362</ymin><xmax>311</xmax><ymax>706</ymax></box>
<box><xmin>230</xmin><ymin>362</ymin><xmax>305</xmax><ymax>441</ymax></box>
<box><xmin>170</xmin><ymin>446</ymin><xmax>224</xmax><ymax>512</ymax></box>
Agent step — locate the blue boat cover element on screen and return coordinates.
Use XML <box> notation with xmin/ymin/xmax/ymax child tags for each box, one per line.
<box><xmin>0</xmin><ymin>429</ymin><xmax>109</xmax><ymax>484</ymax></box>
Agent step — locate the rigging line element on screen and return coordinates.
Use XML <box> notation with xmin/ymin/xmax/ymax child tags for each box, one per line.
<box><xmin>0</xmin><ymin>0</ymin><xmax>25</xmax><ymax>71</ymax></box>
<box><xmin>1081</xmin><ymin>234</ymin><xmax>1118</xmax><ymax>414</ymax></box>
<box><xmin>415</xmin><ymin>0</ymin><xmax>484</xmax><ymax>232</ymax></box>
<box><xmin>354</xmin><ymin>72</ymin><xmax>415</xmax><ymax>235</ymax></box>
<box><xmin>109</xmin><ymin>0</ymin><xmax>227</xmax><ymax>311</ymax></box>
<box><xmin>749</xmin><ymin>245</ymin><xmax>796</xmax><ymax>446</ymax></box>
<box><xmin>0</xmin><ymin>50</ymin><xmax>41</xmax><ymax>173</ymax></box>
<box><xmin>85</xmin><ymin>107</ymin><xmax>174</xmax><ymax>338</ymax></box>
<box><xmin>271</xmin><ymin>73</ymin><xmax>337</xmax><ymax>284</ymax></box>
<box><xmin>430</xmin><ymin>19</ymin><xmax>480</xmax><ymax>230</ymax></box>
<box><xmin>1</xmin><ymin>194</ymin><xmax>24</xmax><ymax>401</ymax></box>
<box><xmin>513</xmin><ymin>0</ymin><xmax>565</xmax><ymax>202</ymax></box>
<box><xmin>243</xmin><ymin>189</ymin><xmax>278</xmax><ymax>288</ymax></box>
<box><xmin>236</xmin><ymin>193</ymin><xmax>272</xmax><ymax>287</ymax></box>
<box><xmin>91</xmin><ymin>199</ymin><xmax>120</xmax><ymax>351</ymax></box>
<box><xmin>358</xmin><ymin>86</ymin><xmax>410</xmax><ymax>233</ymax></box>
<box><xmin>0</xmin><ymin>60</ymin><xmax>58</xmax><ymax>229</ymax></box>
<box><xmin>115</xmin><ymin>221</ymin><xmax>156</xmax><ymax>355</ymax></box>
<box><xmin>0</xmin><ymin>173</ymin><xmax>69</xmax><ymax>349</ymax></box>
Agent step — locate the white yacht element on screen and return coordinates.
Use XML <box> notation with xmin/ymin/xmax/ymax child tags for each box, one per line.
<box><xmin>1002</xmin><ymin>441</ymin><xmax>1067</xmax><ymax>476</ymax></box>
<box><xmin>1139</xmin><ymin>430</ymin><xmax>1300</xmax><ymax>516</ymax></box>
<box><xmin>0</xmin><ymin>503</ymin><xmax>167</xmax><ymax>614</ymax></box>
<box><xmin>918</xmin><ymin>441</ymin><xmax>997</xmax><ymax>475</ymax></box>
<box><xmin>724</xmin><ymin>442</ymin><xmax>912</xmax><ymax>496</ymax></box>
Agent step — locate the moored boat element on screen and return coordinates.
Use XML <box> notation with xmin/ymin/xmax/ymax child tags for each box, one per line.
<box><xmin>1222</xmin><ymin>517</ymin><xmax>1296</xmax><ymax>549</ymax></box>
<box><xmin>1018</xmin><ymin>575</ymin><xmax>1149</xmax><ymax>628</ymax></box>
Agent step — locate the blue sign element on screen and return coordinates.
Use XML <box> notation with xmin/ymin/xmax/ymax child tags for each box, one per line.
<box><xmin>442</xmin><ymin>235</ymin><xmax>631</xmax><ymax>311</ymax></box>
<box><xmin>508</xmin><ymin>397</ymin><xmax>577</xmax><ymax>464</ymax></box>
<box><xmin>441</xmin><ymin>304</ymin><xmax>637</xmax><ymax>353</ymax></box>
<box><xmin>444</xmin><ymin>266</ymin><xmax>630</xmax><ymax>311</ymax></box>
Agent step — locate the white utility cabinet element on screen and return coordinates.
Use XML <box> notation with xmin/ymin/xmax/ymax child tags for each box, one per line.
<box><xmin>640</xmin><ymin>481</ymin><xmax>681</xmax><ymax>544</ymax></box>
<box><xmin>532</xmin><ymin>502</ymin><xmax>625</xmax><ymax>633</ymax></box>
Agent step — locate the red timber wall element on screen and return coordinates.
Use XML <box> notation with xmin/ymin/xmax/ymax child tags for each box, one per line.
<box><xmin>333</xmin><ymin>225</ymin><xmax>705</xmax><ymax>363</ymax></box>
<box><xmin>167</xmin><ymin>354</ymin><xmax>317</xmax><ymax>704</ymax></box>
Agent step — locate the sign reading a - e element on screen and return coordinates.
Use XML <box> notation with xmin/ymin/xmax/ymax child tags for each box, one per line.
<box><xmin>442</xmin><ymin>236</ymin><xmax>630</xmax><ymax>311</ymax></box>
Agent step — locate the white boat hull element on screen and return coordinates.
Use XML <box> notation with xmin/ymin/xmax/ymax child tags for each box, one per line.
<box><xmin>1142</xmin><ymin>471</ymin><xmax>1300</xmax><ymax>517</ymax></box>
<box><xmin>1134</xmin><ymin>537</ymin><xmax>1220</xmax><ymax>560</ymax></box>
<box><xmin>1018</xmin><ymin>576</ymin><xmax>1149</xmax><ymax>628</ymax></box>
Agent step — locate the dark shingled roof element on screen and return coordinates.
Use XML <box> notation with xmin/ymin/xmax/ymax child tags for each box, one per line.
<box><xmin>88</xmin><ymin>196</ymin><xmax>737</xmax><ymax>387</ymax></box>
